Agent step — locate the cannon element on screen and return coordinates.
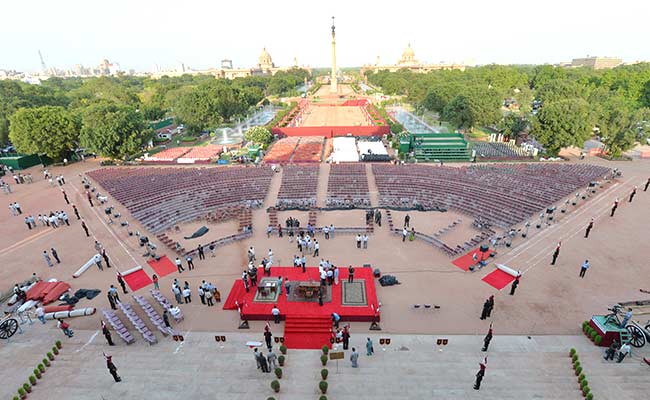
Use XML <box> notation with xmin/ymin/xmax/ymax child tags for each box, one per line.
<box><xmin>0</xmin><ymin>314</ymin><xmax>19</xmax><ymax>339</ymax></box>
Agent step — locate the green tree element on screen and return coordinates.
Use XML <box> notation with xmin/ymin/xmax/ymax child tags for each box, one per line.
<box><xmin>442</xmin><ymin>95</ymin><xmax>474</xmax><ymax>129</ymax></box>
<box><xmin>80</xmin><ymin>102</ymin><xmax>153</xmax><ymax>159</ymax></box>
<box><xmin>531</xmin><ymin>99</ymin><xmax>592</xmax><ymax>155</ymax></box>
<box><xmin>244</xmin><ymin>126</ymin><xmax>272</xmax><ymax>145</ymax></box>
<box><xmin>172</xmin><ymin>89</ymin><xmax>222</xmax><ymax>133</ymax></box>
<box><xmin>500</xmin><ymin>112</ymin><xmax>529</xmax><ymax>140</ymax></box>
<box><xmin>8</xmin><ymin>106</ymin><xmax>80</xmax><ymax>159</ymax></box>
<box><xmin>536</xmin><ymin>80</ymin><xmax>586</xmax><ymax>104</ymax></box>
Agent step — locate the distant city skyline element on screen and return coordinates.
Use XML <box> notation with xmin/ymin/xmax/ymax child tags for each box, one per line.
<box><xmin>2</xmin><ymin>0</ymin><xmax>649</xmax><ymax>72</ymax></box>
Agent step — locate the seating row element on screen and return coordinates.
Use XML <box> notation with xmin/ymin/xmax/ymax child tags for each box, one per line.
<box><xmin>101</xmin><ymin>309</ymin><xmax>136</xmax><ymax>344</ymax></box>
<box><xmin>118</xmin><ymin>301</ymin><xmax>158</xmax><ymax>345</ymax></box>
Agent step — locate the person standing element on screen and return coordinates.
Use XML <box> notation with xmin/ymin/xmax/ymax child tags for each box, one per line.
<box><xmin>585</xmin><ymin>219</ymin><xmax>594</xmax><ymax>238</ymax></box>
<box><xmin>551</xmin><ymin>242</ymin><xmax>561</xmax><ymax>265</ymax></box>
<box><xmin>175</xmin><ymin>257</ymin><xmax>184</xmax><ymax>273</ymax></box>
<box><xmin>331</xmin><ymin>312</ymin><xmax>340</xmax><ymax>329</ymax></box>
<box><xmin>117</xmin><ymin>273</ymin><xmax>128</xmax><ymax>294</ymax></box>
<box><xmin>107</xmin><ymin>292</ymin><xmax>117</xmax><ymax>310</ymax></box>
<box><xmin>62</xmin><ymin>189</ymin><xmax>70</xmax><ymax>204</ymax></box>
<box><xmin>485</xmin><ymin>295</ymin><xmax>494</xmax><ymax>318</ymax></box>
<box><xmin>645</xmin><ymin>177</ymin><xmax>650</xmax><ymax>192</ymax></box>
<box><xmin>277</xmin><ymin>276</ymin><xmax>282</xmax><ymax>295</ymax></box>
<box><xmin>313</xmin><ymin>240</ymin><xmax>319</xmax><ymax>257</ymax></box>
<box><xmin>57</xmin><ymin>318</ymin><xmax>74</xmax><ymax>337</ymax></box>
<box><xmin>205</xmin><ymin>288</ymin><xmax>214</xmax><ymax>306</ymax></box>
<box><xmin>267</xmin><ymin>349</ymin><xmax>278</xmax><ymax>370</ymax></box>
<box><xmin>186</xmin><ymin>255</ymin><xmax>194</xmax><ymax>271</ymax></box>
<box><xmin>402</xmin><ymin>227</ymin><xmax>408</xmax><ymax>242</ymax></box>
<box><xmin>356</xmin><ymin>234</ymin><xmax>362</xmax><ymax>249</ymax></box>
<box><xmin>197</xmin><ymin>244</ymin><xmax>205</xmax><ymax>260</ymax></box>
<box><xmin>94</xmin><ymin>254</ymin><xmax>104</xmax><ymax>271</ymax></box>
<box><xmin>259</xmin><ymin>350</ymin><xmax>270</xmax><ymax>373</ymax></box>
<box><xmin>43</xmin><ymin>251</ymin><xmax>53</xmax><ymax>267</ymax></box>
<box><xmin>348</xmin><ymin>265</ymin><xmax>355</xmax><ymax>283</ymax></box>
<box><xmin>323</xmin><ymin>225</ymin><xmax>329</xmax><ymax>239</ymax></box>
<box><xmin>619</xmin><ymin>309</ymin><xmax>633</xmax><ymax>328</ymax></box>
<box><xmin>604</xmin><ymin>339</ymin><xmax>619</xmax><ymax>361</ymax></box>
<box><xmin>366</xmin><ymin>337</ymin><xmax>374</xmax><ymax>356</ymax></box>
<box><xmin>404</xmin><ymin>214</ymin><xmax>410</xmax><ymax>228</ymax></box>
<box><xmin>264</xmin><ymin>326</ymin><xmax>273</xmax><ymax>350</ymax></box>
<box><xmin>72</xmin><ymin>204</ymin><xmax>80</xmax><ymax>220</ymax></box>
<box><xmin>102</xmin><ymin>321</ymin><xmax>114</xmax><ymax>346</ymax></box>
<box><xmin>629</xmin><ymin>186</ymin><xmax>637</xmax><ymax>202</ymax></box>
<box><xmin>242</xmin><ymin>271</ymin><xmax>250</xmax><ymax>293</ymax></box>
<box><xmin>334</xmin><ymin>266</ymin><xmax>340</xmax><ymax>285</ymax></box>
<box><xmin>152</xmin><ymin>274</ymin><xmax>159</xmax><ymax>290</ymax></box>
<box><xmin>482</xmin><ymin>324</ymin><xmax>493</xmax><ymax>352</ymax></box>
<box><xmin>162</xmin><ymin>310</ymin><xmax>172</xmax><ymax>331</ymax></box>
<box><xmin>182</xmin><ymin>287</ymin><xmax>191</xmax><ymax>303</ymax></box>
<box><xmin>611</xmin><ymin>198</ymin><xmax>619</xmax><ymax>217</ymax></box>
<box><xmin>87</xmin><ymin>191</ymin><xmax>94</xmax><ymax>207</ymax></box>
<box><xmin>271</xmin><ymin>305</ymin><xmax>280</xmax><ymax>324</ymax></box>
<box><xmin>350</xmin><ymin>347</ymin><xmax>359</xmax><ymax>368</ymax></box>
<box><xmin>284</xmin><ymin>277</ymin><xmax>291</xmax><ymax>296</ymax></box>
<box><xmin>24</xmin><ymin>216</ymin><xmax>32</xmax><ymax>230</ymax></box>
<box><xmin>36</xmin><ymin>306</ymin><xmax>46</xmax><ymax>324</ymax></box>
<box><xmin>473</xmin><ymin>358</ymin><xmax>487</xmax><ymax>390</ymax></box>
<box><xmin>342</xmin><ymin>326</ymin><xmax>350</xmax><ymax>350</ymax></box>
<box><xmin>362</xmin><ymin>234</ymin><xmax>368</xmax><ymax>249</ymax></box>
<box><xmin>480</xmin><ymin>297</ymin><xmax>492</xmax><ymax>320</ymax></box>
<box><xmin>198</xmin><ymin>286</ymin><xmax>206</xmax><ymax>305</ymax></box>
<box><xmin>50</xmin><ymin>248</ymin><xmax>61</xmax><ymax>264</ymax></box>
<box><xmin>172</xmin><ymin>284</ymin><xmax>182</xmax><ymax>304</ymax></box>
<box><xmin>617</xmin><ymin>342</ymin><xmax>631</xmax><ymax>363</ymax></box>
<box><xmin>81</xmin><ymin>220</ymin><xmax>90</xmax><ymax>237</ymax></box>
<box><xmin>509</xmin><ymin>276</ymin><xmax>520</xmax><ymax>295</ymax></box>
<box><xmin>105</xmin><ymin>354</ymin><xmax>122</xmax><ymax>382</ymax></box>
<box><xmin>579</xmin><ymin>260</ymin><xmax>590</xmax><ymax>278</ymax></box>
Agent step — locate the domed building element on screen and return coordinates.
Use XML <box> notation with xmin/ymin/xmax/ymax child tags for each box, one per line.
<box><xmin>361</xmin><ymin>43</ymin><xmax>466</xmax><ymax>76</ymax></box>
<box><xmin>258</xmin><ymin>47</ymin><xmax>275</xmax><ymax>70</ymax></box>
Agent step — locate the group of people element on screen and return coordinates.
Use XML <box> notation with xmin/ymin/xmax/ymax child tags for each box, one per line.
<box><xmin>171</xmin><ymin>278</ymin><xmax>220</xmax><ymax>306</ymax></box>
<box><xmin>365</xmin><ymin>209</ymin><xmax>382</xmax><ymax>227</ymax></box>
<box><xmin>604</xmin><ymin>339</ymin><xmax>632</xmax><ymax>363</ymax></box>
<box><xmin>355</xmin><ymin>233</ymin><xmax>369</xmax><ymax>249</ymax></box>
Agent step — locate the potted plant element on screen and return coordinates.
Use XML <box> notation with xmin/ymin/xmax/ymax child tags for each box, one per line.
<box><xmin>321</xmin><ymin>368</ymin><xmax>328</xmax><ymax>380</ymax></box>
<box><xmin>322</xmin><ymin>345</ymin><xmax>329</xmax><ymax>355</ymax></box>
<box><xmin>271</xmin><ymin>380</ymin><xmax>280</xmax><ymax>393</ymax></box>
<box><xmin>569</xmin><ymin>348</ymin><xmax>576</xmax><ymax>357</ymax></box>
<box><xmin>320</xmin><ymin>355</ymin><xmax>328</xmax><ymax>366</ymax></box>
<box><xmin>578</xmin><ymin>373</ymin><xmax>585</xmax><ymax>383</ymax></box>
<box><xmin>319</xmin><ymin>396</ymin><xmax>328</xmax><ymax>400</ymax></box>
<box><xmin>575</xmin><ymin>366</ymin><xmax>582</xmax><ymax>376</ymax></box>
<box><xmin>274</xmin><ymin>367</ymin><xmax>282</xmax><ymax>379</ymax></box>
<box><xmin>43</xmin><ymin>358</ymin><xmax>50</xmax><ymax>367</ymax></box>
<box><xmin>278</xmin><ymin>355</ymin><xmax>285</xmax><ymax>366</ymax></box>
<box><xmin>29</xmin><ymin>375</ymin><xmax>37</xmax><ymax>386</ymax></box>
<box><xmin>17</xmin><ymin>388</ymin><xmax>26</xmax><ymax>400</ymax></box>
<box><xmin>23</xmin><ymin>383</ymin><xmax>31</xmax><ymax>394</ymax></box>
<box><xmin>34</xmin><ymin>368</ymin><xmax>41</xmax><ymax>379</ymax></box>
<box><xmin>582</xmin><ymin>385</ymin><xmax>590</xmax><ymax>397</ymax></box>
<box><xmin>573</xmin><ymin>361</ymin><xmax>580</xmax><ymax>371</ymax></box>
<box><xmin>279</xmin><ymin>345</ymin><xmax>287</xmax><ymax>355</ymax></box>
<box><xmin>13</xmin><ymin>396</ymin><xmax>19</xmax><ymax>400</ymax></box>
<box><xmin>55</xmin><ymin>340</ymin><xmax>62</xmax><ymax>349</ymax></box>
<box><xmin>572</xmin><ymin>354</ymin><xmax>579</xmax><ymax>363</ymax></box>
<box><xmin>266</xmin><ymin>398</ymin><xmax>276</xmax><ymax>400</ymax></box>
<box><xmin>47</xmin><ymin>352</ymin><xmax>54</xmax><ymax>361</ymax></box>
<box><xmin>594</xmin><ymin>335</ymin><xmax>602</xmax><ymax>346</ymax></box>
<box><xmin>38</xmin><ymin>363</ymin><xmax>46</xmax><ymax>373</ymax></box>
<box><xmin>319</xmin><ymin>380</ymin><xmax>328</xmax><ymax>394</ymax></box>
<box><xmin>586</xmin><ymin>393</ymin><xmax>593</xmax><ymax>400</ymax></box>
<box><xmin>52</xmin><ymin>346</ymin><xmax>59</xmax><ymax>355</ymax></box>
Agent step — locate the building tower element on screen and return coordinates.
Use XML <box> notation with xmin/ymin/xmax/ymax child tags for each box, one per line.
<box><xmin>38</xmin><ymin>50</ymin><xmax>48</xmax><ymax>74</ymax></box>
<box><xmin>330</xmin><ymin>16</ymin><xmax>338</xmax><ymax>93</ymax></box>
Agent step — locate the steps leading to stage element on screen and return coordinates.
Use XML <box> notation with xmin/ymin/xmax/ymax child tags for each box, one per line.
<box><xmin>284</xmin><ymin>315</ymin><xmax>332</xmax><ymax>350</ymax></box>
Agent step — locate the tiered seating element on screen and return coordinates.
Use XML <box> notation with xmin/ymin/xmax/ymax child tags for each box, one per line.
<box><xmin>177</xmin><ymin>145</ymin><xmax>223</xmax><ymax>163</ymax></box>
<box><xmin>276</xmin><ymin>165</ymin><xmax>319</xmax><ymax>208</ymax></box>
<box><xmin>373</xmin><ymin>164</ymin><xmax>610</xmax><ymax>228</ymax></box>
<box><xmin>264</xmin><ymin>137</ymin><xmax>300</xmax><ymax>163</ymax></box>
<box><xmin>118</xmin><ymin>301</ymin><xmax>158</xmax><ymax>345</ymax></box>
<box><xmin>101</xmin><ymin>309</ymin><xmax>136</xmax><ymax>344</ymax></box>
<box><xmin>145</xmin><ymin>147</ymin><xmax>191</xmax><ymax>162</ymax></box>
<box><xmin>326</xmin><ymin>164</ymin><xmax>370</xmax><ymax>208</ymax></box>
<box><xmin>133</xmin><ymin>294</ymin><xmax>170</xmax><ymax>336</ymax></box>
<box><xmin>292</xmin><ymin>137</ymin><xmax>324</xmax><ymax>162</ymax></box>
<box><xmin>150</xmin><ymin>290</ymin><xmax>184</xmax><ymax>322</ymax></box>
<box><xmin>88</xmin><ymin>167</ymin><xmax>273</xmax><ymax>233</ymax></box>
<box><xmin>473</xmin><ymin>142</ymin><xmax>530</xmax><ymax>160</ymax></box>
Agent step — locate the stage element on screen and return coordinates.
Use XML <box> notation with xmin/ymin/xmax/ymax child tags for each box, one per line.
<box><xmin>223</xmin><ymin>266</ymin><xmax>379</xmax><ymax>322</ymax></box>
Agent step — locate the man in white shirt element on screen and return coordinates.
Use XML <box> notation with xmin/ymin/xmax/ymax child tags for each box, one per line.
<box><xmin>36</xmin><ymin>307</ymin><xmax>46</xmax><ymax>324</ymax></box>
<box><xmin>182</xmin><ymin>287</ymin><xmax>191</xmax><ymax>303</ymax></box>
<box><xmin>314</xmin><ymin>240</ymin><xmax>320</xmax><ymax>257</ymax></box>
<box><xmin>362</xmin><ymin>234</ymin><xmax>368</xmax><ymax>249</ymax></box>
<box><xmin>271</xmin><ymin>305</ymin><xmax>280</xmax><ymax>324</ymax></box>
<box><xmin>617</xmin><ymin>343</ymin><xmax>631</xmax><ymax>363</ymax></box>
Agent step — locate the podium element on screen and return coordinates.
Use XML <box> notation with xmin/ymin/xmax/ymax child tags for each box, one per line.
<box><xmin>589</xmin><ymin>316</ymin><xmax>628</xmax><ymax>347</ymax></box>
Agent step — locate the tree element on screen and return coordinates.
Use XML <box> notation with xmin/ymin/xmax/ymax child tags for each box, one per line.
<box><xmin>244</xmin><ymin>126</ymin><xmax>272</xmax><ymax>145</ymax></box>
<box><xmin>172</xmin><ymin>89</ymin><xmax>222</xmax><ymax>133</ymax></box>
<box><xmin>500</xmin><ymin>112</ymin><xmax>529</xmax><ymax>140</ymax></box>
<box><xmin>531</xmin><ymin>99</ymin><xmax>592</xmax><ymax>155</ymax></box>
<box><xmin>80</xmin><ymin>102</ymin><xmax>153</xmax><ymax>159</ymax></box>
<box><xmin>8</xmin><ymin>106</ymin><xmax>80</xmax><ymax>159</ymax></box>
<box><xmin>536</xmin><ymin>80</ymin><xmax>586</xmax><ymax>104</ymax></box>
<box><xmin>442</xmin><ymin>86</ymin><xmax>501</xmax><ymax>130</ymax></box>
<box><xmin>442</xmin><ymin>95</ymin><xmax>474</xmax><ymax>129</ymax></box>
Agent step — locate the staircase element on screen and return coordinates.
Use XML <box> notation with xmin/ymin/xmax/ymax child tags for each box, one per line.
<box><xmin>283</xmin><ymin>315</ymin><xmax>332</xmax><ymax>350</ymax></box>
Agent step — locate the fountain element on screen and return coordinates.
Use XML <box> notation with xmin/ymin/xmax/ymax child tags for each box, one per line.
<box><xmin>212</xmin><ymin>127</ymin><xmax>244</xmax><ymax>146</ymax></box>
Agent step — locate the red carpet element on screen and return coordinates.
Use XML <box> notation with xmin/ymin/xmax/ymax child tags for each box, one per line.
<box><xmin>452</xmin><ymin>248</ymin><xmax>487</xmax><ymax>271</ymax></box>
<box><xmin>482</xmin><ymin>269</ymin><xmax>515</xmax><ymax>290</ymax></box>
<box><xmin>123</xmin><ymin>269</ymin><xmax>153</xmax><ymax>291</ymax></box>
<box><xmin>223</xmin><ymin>266</ymin><xmax>379</xmax><ymax>325</ymax></box>
<box><xmin>283</xmin><ymin>315</ymin><xmax>333</xmax><ymax>350</ymax></box>
<box><xmin>147</xmin><ymin>255</ymin><xmax>177</xmax><ymax>277</ymax></box>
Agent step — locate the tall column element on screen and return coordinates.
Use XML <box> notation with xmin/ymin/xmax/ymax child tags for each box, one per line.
<box><xmin>330</xmin><ymin>16</ymin><xmax>337</xmax><ymax>94</ymax></box>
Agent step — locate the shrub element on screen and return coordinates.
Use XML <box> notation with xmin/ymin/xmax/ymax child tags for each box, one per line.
<box><xmin>29</xmin><ymin>376</ymin><xmax>36</xmax><ymax>385</ymax></box>
<box><xmin>581</xmin><ymin>379</ymin><xmax>588</xmax><ymax>388</ymax></box>
<box><xmin>595</xmin><ymin>335</ymin><xmax>602</xmax><ymax>345</ymax></box>
<box><xmin>52</xmin><ymin>346</ymin><xmax>59</xmax><ymax>355</ymax></box>
<box><xmin>322</xmin><ymin>345</ymin><xmax>329</xmax><ymax>355</ymax></box>
<box><xmin>572</xmin><ymin>354</ymin><xmax>579</xmax><ymax>362</ymax></box>
<box><xmin>320</xmin><ymin>354</ymin><xmax>328</xmax><ymax>366</ymax></box>
<box><xmin>38</xmin><ymin>363</ymin><xmax>45</xmax><ymax>373</ymax></box>
<box><xmin>320</xmin><ymin>397</ymin><xmax>328</xmax><ymax>400</ymax></box>
<box><xmin>55</xmin><ymin>340</ymin><xmax>62</xmax><ymax>349</ymax></box>
<box><xmin>13</xmin><ymin>396</ymin><xmax>19</xmax><ymax>400</ymax></box>
<box><xmin>17</xmin><ymin>388</ymin><xmax>25</xmax><ymax>397</ymax></box>
<box><xmin>271</xmin><ymin>380</ymin><xmax>280</xmax><ymax>393</ymax></box>
<box><xmin>278</xmin><ymin>355</ymin><xmax>285</xmax><ymax>366</ymax></box>
<box><xmin>43</xmin><ymin>358</ymin><xmax>50</xmax><ymax>367</ymax></box>
<box><xmin>570</xmin><ymin>348</ymin><xmax>576</xmax><ymax>356</ymax></box>
<box><xmin>47</xmin><ymin>352</ymin><xmax>54</xmax><ymax>361</ymax></box>
<box><xmin>575</xmin><ymin>366</ymin><xmax>582</xmax><ymax>375</ymax></box>
<box><xmin>267</xmin><ymin>398</ymin><xmax>276</xmax><ymax>400</ymax></box>
<box><xmin>279</xmin><ymin>345</ymin><xmax>287</xmax><ymax>355</ymax></box>
<box><xmin>321</xmin><ymin>368</ymin><xmax>329</xmax><ymax>380</ymax></box>
<box><xmin>590</xmin><ymin>331</ymin><xmax>598</xmax><ymax>341</ymax></box>
<box><xmin>274</xmin><ymin>367</ymin><xmax>282</xmax><ymax>379</ymax></box>
<box><xmin>23</xmin><ymin>383</ymin><xmax>31</xmax><ymax>393</ymax></box>
<box><xmin>319</xmin><ymin>380</ymin><xmax>328</xmax><ymax>394</ymax></box>
<box><xmin>583</xmin><ymin>386</ymin><xmax>590</xmax><ymax>396</ymax></box>
<box><xmin>586</xmin><ymin>393</ymin><xmax>593</xmax><ymax>400</ymax></box>
<box><xmin>578</xmin><ymin>373</ymin><xmax>585</xmax><ymax>382</ymax></box>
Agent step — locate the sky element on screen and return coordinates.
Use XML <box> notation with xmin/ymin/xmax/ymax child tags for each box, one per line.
<box><xmin>2</xmin><ymin>0</ymin><xmax>649</xmax><ymax>72</ymax></box>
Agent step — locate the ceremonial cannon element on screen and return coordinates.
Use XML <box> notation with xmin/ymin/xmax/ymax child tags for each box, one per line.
<box><xmin>0</xmin><ymin>314</ymin><xmax>19</xmax><ymax>339</ymax></box>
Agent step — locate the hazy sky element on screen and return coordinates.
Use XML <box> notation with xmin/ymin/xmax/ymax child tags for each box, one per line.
<box><xmin>2</xmin><ymin>0</ymin><xmax>648</xmax><ymax>72</ymax></box>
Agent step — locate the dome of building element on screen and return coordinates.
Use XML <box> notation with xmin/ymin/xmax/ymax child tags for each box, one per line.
<box><xmin>398</xmin><ymin>43</ymin><xmax>418</xmax><ymax>65</ymax></box>
<box><xmin>258</xmin><ymin>48</ymin><xmax>274</xmax><ymax>69</ymax></box>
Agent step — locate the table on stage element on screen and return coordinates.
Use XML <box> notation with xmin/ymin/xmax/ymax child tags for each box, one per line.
<box><xmin>297</xmin><ymin>281</ymin><xmax>321</xmax><ymax>298</ymax></box>
<box><xmin>258</xmin><ymin>281</ymin><xmax>277</xmax><ymax>298</ymax></box>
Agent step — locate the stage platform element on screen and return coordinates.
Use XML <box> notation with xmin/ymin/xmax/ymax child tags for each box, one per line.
<box><xmin>223</xmin><ymin>266</ymin><xmax>379</xmax><ymax>323</ymax></box>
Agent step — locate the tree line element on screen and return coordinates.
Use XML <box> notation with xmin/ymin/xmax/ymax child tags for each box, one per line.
<box><xmin>367</xmin><ymin>64</ymin><xmax>650</xmax><ymax>156</ymax></box>
<box><xmin>0</xmin><ymin>68</ymin><xmax>310</xmax><ymax>160</ymax></box>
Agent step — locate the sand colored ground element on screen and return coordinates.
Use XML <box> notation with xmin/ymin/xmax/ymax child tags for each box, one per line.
<box><xmin>1</xmin><ymin>157</ymin><xmax>650</xmax><ymax>341</ymax></box>
<box><xmin>300</xmin><ymin>104</ymin><xmax>369</xmax><ymax>127</ymax></box>
<box><xmin>164</xmin><ymin>219</ymin><xmax>239</xmax><ymax>251</ymax></box>
<box><xmin>312</xmin><ymin>84</ymin><xmax>357</xmax><ymax>100</ymax></box>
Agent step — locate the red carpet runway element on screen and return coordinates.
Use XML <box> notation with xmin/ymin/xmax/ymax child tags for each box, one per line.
<box><xmin>147</xmin><ymin>255</ymin><xmax>177</xmax><ymax>277</ymax></box>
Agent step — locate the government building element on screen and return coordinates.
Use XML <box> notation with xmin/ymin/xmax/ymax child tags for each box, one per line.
<box><xmin>360</xmin><ymin>44</ymin><xmax>466</xmax><ymax>76</ymax></box>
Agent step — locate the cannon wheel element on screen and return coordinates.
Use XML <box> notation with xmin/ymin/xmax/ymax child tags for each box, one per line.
<box><xmin>0</xmin><ymin>318</ymin><xmax>19</xmax><ymax>339</ymax></box>
<box><xmin>627</xmin><ymin>325</ymin><xmax>646</xmax><ymax>348</ymax></box>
